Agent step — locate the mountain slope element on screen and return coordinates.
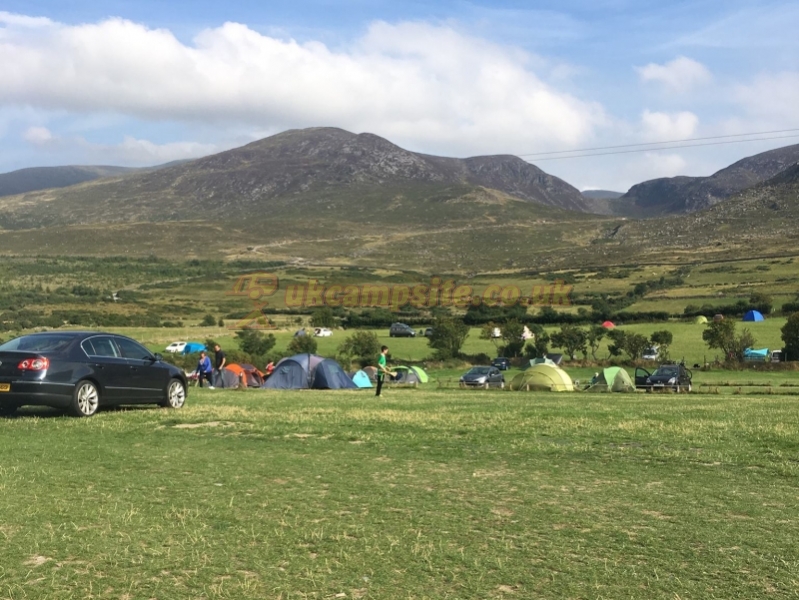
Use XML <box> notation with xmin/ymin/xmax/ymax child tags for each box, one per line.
<box><xmin>608</xmin><ymin>161</ymin><xmax>799</xmax><ymax>258</ymax></box>
<box><xmin>0</xmin><ymin>128</ymin><xmax>602</xmax><ymax>230</ymax></box>
<box><xmin>618</xmin><ymin>143</ymin><xmax>799</xmax><ymax>216</ymax></box>
<box><xmin>0</xmin><ymin>165</ymin><xmax>135</xmax><ymax>198</ymax></box>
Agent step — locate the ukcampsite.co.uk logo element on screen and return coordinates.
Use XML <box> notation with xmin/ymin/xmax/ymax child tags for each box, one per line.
<box><xmin>226</xmin><ymin>273</ymin><xmax>573</xmax><ymax>329</ymax></box>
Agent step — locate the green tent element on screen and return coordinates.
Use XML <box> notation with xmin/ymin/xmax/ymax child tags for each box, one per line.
<box><xmin>585</xmin><ymin>366</ymin><xmax>634</xmax><ymax>392</ymax></box>
<box><xmin>392</xmin><ymin>365</ymin><xmax>429</xmax><ymax>384</ymax></box>
<box><xmin>508</xmin><ymin>364</ymin><xmax>574</xmax><ymax>392</ymax></box>
<box><xmin>695</xmin><ymin>315</ymin><xmax>708</xmax><ymax>324</ymax></box>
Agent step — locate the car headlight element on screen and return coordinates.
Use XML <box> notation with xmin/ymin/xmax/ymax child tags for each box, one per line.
<box><xmin>646</xmin><ymin>378</ymin><xmax>652</xmax><ymax>383</ymax></box>
<box><xmin>668</xmin><ymin>377</ymin><xmax>676</xmax><ymax>384</ymax></box>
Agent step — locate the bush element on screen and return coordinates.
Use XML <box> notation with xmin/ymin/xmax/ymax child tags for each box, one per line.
<box><xmin>338</xmin><ymin>331</ymin><xmax>381</xmax><ymax>369</ymax></box>
<box><xmin>200</xmin><ymin>314</ymin><xmax>216</xmax><ymax>326</ymax></box>
<box><xmin>288</xmin><ymin>335</ymin><xmax>318</xmax><ymax>355</ymax></box>
<box><xmin>236</xmin><ymin>327</ymin><xmax>277</xmax><ymax>356</ymax></box>
<box><xmin>427</xmin><ymin>316</ymin><xmax>469</xmax><ymax>359</ymax></box>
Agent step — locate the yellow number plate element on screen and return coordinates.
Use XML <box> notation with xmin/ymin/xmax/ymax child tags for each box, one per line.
<box><xmin>0</xmin><ymin>383</ymin><xmax>10</xmax><ymax>392</ymax></box>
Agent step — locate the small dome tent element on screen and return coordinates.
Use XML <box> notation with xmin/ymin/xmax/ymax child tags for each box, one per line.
<box><xmin>584</xmin><ymin>367</ymin><xmax>634</xmax><ymax>392</ymax></box>
<box><xmin>743</xmin><ymin>310</ymin><xmax>765</xmax><ymax>322</ymax></box>
<box><xmin>391</xmin><ymin>366</ymin><xmax>429</xmax><ymax>385</ymax></box>
<box><xmin>509</xmin><ymin>364</ymin><xmax>574</xmax><ymax>392</ymax></box>
<box><xmin>351</xmin><ymin>370</ymin><xmax>373</xmax><ymax>388</ymax></box>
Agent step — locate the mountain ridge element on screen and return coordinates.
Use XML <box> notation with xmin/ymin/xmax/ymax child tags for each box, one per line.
<box><xmin>619</xmin><ymin>143</ymin><xmax>799</xmax><ymax>216</ymax></box>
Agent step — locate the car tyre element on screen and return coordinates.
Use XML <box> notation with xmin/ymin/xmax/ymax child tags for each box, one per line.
<box><xmin>162</xmin><ymin>378</ymin><xmax>186</xmax><ymax>409</ymax></box>
<box><xmin>0</xmin><ymin>404</ymin><xmax>19</xmax><ymax>416</ymax></box>
<box><xmin>71</xmin><ymin>380</ymin><xmax>100</xmax><ymax>417</ymax></box>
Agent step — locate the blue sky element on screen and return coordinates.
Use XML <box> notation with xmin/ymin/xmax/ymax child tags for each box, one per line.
<box><xmin>1</xmin><ymin>0</ymin><xmax>797</xmax><ymax>191</ymax></box>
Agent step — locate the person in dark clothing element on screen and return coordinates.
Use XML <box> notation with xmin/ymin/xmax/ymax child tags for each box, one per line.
<box><xmin>214</xmin><ymin>343</ymin><xmax>227</xmax><ymax>388</ymax></box>
<box><xmin>197</xmin><ymin>350</ymin><xmax>214</xmax><ymax>388</ymax></box>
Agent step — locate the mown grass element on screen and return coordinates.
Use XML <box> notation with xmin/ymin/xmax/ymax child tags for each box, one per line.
<box><xmin>2</xmin><ymin>389</ymin><xmax>798</xmax><ymax>599</ymax></box>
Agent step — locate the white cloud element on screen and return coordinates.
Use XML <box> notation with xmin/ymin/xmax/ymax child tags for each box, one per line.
<box><xmin>18</xmin><ymin>123</ymin><xmax>217</xmax><ymax>165</ymax></box>
<box><xmin>734</xmin><ymin>71</ymin><xmax>799</xmax><ymax>123</ymax></box>
<box><xmin>0</xmin><ymin>15</ymin><xmax>605</xmax><ymax>157</ymax></box>
<box><xmin>0</xmin><ymin>11</ymin><xmax>53</xmax><ymax>28</ymax></box>
<box><xmin>22</xmin><ymin>125</ymin><xmax>54</xmax><ymax>145</ymax></box>
<box><xmin>640</xmin><ymin>110</ymin><xmax>699</xmax><ymax>141</ymax></box>
<box><xmin>636</xmin><ymin>56</ymin><xmax>711</xmax><ymax>92</ymax></box>
<box><xmin>101</xmin><ymin>136</ymin><xmax>218</xmax><ymax>164</ymax></box>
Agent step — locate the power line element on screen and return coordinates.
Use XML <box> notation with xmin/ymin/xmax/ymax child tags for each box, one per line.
<box><xmin>520</xmin><ymin>127</ymin><xmax>799</xmax><ymax>159</ymax></box>
<box><xmin>528</xmin><ymin>133</ymin><xmax>799</xmax><ymax>162</ymax></box>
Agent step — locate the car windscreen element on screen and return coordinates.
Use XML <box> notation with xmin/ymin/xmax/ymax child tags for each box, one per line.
<box><xmin>0</xmin><ymin>334</ymin><xmax>75</xmax><ymax>355</ymax></box>
<box><xmin>468</xmin><ymin>367</ymin><xmax>491</xmax><ymax>375</ymax></box>
<box><xmin>654</xmin><ymin>366</ymin><xmax>678</xmax><ymax>376</ymax></box>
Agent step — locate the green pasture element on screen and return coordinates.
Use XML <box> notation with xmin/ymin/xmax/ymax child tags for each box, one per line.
<box><xmin>2</xmin><ymin>389</ymin><xmax>799</xmax><ymax>599</ymax></box>
<box><xmin>123</xmin><ymin>316</ymin><xmax>789</xmax><ymax>371</ymax></box>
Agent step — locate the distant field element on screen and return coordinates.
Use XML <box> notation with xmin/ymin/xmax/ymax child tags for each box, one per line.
<box><xmin>2</xmin><ymin>389</ymin><xmax>798</xmax><ymax>599</ymax></box>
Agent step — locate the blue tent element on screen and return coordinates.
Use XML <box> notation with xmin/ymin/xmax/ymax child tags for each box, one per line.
<box><xmin>743</xmin><ymin>310</ymin><xmax>765</xmax><ymax>322</ymax></box>
<box><xmin>182</xmin><ymin>342</ymin><xmax>207</xmax><ymax>354</ymax></box>
<box><xmin>351</xmin><ymin>370</ymin><xmax>373</xmax><ymax>388</ymax></box>
<box><xmin>262</xmin><ymin>354</ymin><xmax>357</xmax><ymax>390</ymax></box>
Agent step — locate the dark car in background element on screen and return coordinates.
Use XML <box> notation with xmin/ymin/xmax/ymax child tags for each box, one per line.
<box><xmin>0</xmin><ymin>331</ymin><xmax>188</xmax><ymax>417</ymax></box>
<box><xmin>460</xmin><ymin>366</ymin><xmax>505</xmax><ymax>388</ymax></box>
<box><xmin>492</xmin><ymin>357</ymin><xmax>511</xmax><ymax>371</ymax></box>
<box><xmin>389</xmin><ymin>323</ymin><xmax>416</xmax><ymax>337</ymax></box>
<box><xmin>635</xmin><ymin>363</ymin><xmax>692</xmax><ymax>392</ymax></box>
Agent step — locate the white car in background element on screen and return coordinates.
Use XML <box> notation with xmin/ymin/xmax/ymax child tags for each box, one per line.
<box><xmin>314</xmin><ymin>328</ymin><xmax>333</xmax><ymax>337</ymax></box>
<box><xmin>164</xmin><ymin>341</ymin><xmax>188</xmax><ymax>353</ymax></box>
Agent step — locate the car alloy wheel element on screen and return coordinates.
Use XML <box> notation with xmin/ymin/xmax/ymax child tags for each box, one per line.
<box><xmin>163</xmin><ymin>379</ymin><xmax>186</xmax><ymax>409</ymax></box>
<box><xmin>72</xmin><ymin>380</ymin><xmax>100</xmax><ymax>417</ymax></box>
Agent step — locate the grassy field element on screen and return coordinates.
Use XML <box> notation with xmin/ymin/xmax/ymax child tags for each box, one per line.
<box><xmin>124</xmin><ymin>317</ymin><xmax>789</xmax><ymax>373</ymax></box>
<box><xmin>2</xmin><ymin>389</ymin><xmax>799</xmax><ymax>599</ymax></box>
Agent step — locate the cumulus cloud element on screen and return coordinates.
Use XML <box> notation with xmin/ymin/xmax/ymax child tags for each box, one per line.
<box><xmin>22</xmin><ymin>125</ymin><xmax>54</xmax><ymax>145</ymax></box>
<box><xmin>0</xmin><ymin>13</ymin><xmax>605</xmax><ymax>157</ymax></box>
<box><xmin>637</xmin><ymin>56</ymin><xmax>711</xmax><ymax>92</ymax></box>
<box><xmin>640</xmin><ymin>110</ymin><xmax>699</xmax><ymax>141</ymax></box>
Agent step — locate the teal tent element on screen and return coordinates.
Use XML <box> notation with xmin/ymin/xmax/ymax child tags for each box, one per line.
<box><xmin>351</xmin><ymin>370</ymin><xmax>373</xmax><ymax>388</ymax></box>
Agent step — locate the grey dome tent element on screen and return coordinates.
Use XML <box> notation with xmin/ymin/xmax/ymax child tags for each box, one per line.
<box><xmin>262</xmin><ymin>354</ymin><xmax>357</xmax><ymax>390</ymax></box>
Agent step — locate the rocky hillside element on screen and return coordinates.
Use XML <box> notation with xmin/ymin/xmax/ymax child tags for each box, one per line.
<box><xmin>0</xmin><ymin>128</ymin><xmax>603</xmax><ymax>230</ymax></box>
<box><xmin>619</xmin><ymin>143</ymin><xmax>799</xmax><ymax>216</ymax></box>
<box><xmin>609</xmin><ymin>160</ymin><xmax>799</xmax><ymax>258</ymax></box>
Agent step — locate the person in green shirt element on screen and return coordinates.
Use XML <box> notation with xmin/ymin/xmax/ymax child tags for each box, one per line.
<box><xmin>376</xmin><ymin>345</ymin><xmax>395</xmax><ymax>397</ymax></box>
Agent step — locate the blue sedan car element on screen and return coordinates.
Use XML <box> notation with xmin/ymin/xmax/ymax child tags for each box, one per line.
<box><xmin>0</xmin><ymin>331</ymin><xmax>188</xmax><ymax>417</ymax></box>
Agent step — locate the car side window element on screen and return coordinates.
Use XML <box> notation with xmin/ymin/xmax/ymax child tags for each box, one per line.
<box><xmin>115</xmin><ymin>337</ymin><xmax>153</xmax><ymax>360</ymax></box>
<box><xmin>82</xmin><ymin>336</ymin><xmax>119</xmax><ymax>358</ymax></box>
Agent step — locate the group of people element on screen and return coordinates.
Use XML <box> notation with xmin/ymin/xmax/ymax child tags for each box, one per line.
<box><xmin>195</xmin><ymin>344</ymin><xmax>226</xmax><ymax>388</ymax></box>
<box><xmin>196</xmin><ymin>343</ymin><xmax>394</xmax><ymax>395</ymax></box>
<box><xmin>195</xmin><ymin>344</ymin><xmax>275</xmax><ymax>388</ymax></box>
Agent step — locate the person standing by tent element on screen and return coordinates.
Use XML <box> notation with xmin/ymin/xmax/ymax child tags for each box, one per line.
<box><xmin>197</xmin><ymin>351</ymin><xmax>214</xmax><ymax>388</ymax></box>
<box><xmin>376</xmin><ymin>345</ymin><xmax>396</xmax><ymax>397</ymax></box>
<box><xmin>213</xmin><ymin>343</ymin><xmax>227</xmax><ymax>388</ymax></box>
